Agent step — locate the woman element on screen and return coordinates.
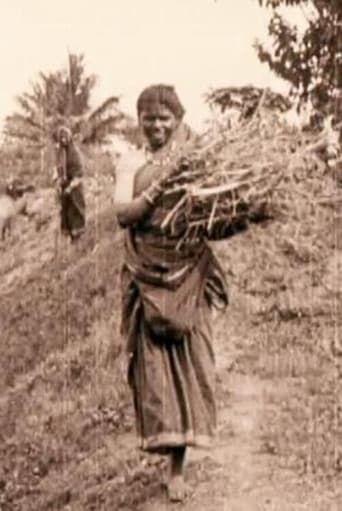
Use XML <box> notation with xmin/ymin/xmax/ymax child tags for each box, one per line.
<box><xmin>54</xmin><ymin>126</ymin><xmax>86</xmax><ymax>241</ymax></box>
<box><xmin>115</xmin><ymin>85</ymin><xmax>228</xmax><ymax>502</ymax></box>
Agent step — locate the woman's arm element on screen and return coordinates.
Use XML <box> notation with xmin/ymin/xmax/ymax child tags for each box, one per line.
<box><xmin>114</xmin><ymin>158</ymin><xmax>162</xmax><ymax>228</ymax></box>
<box><xmin>207</xmin><ymin>201</ymin><xmax>272</xmax><ymax>241</ymax></box>
<box><xmin>115</xmin><ymin>182</ymin><xmax>163</xmax><ymax>228</ymax></box>
<box><xmin>207</xmin><ymin>218</ymin><xmax>248</xmax><ymax>241</ymax></box>
<box><xmin>115</xmin><ymin>196</ymin><xmax>152</xmax><ymax>228</ymax></box>
<box><xmin>114</xmin><ymin>159</ymin><xmax>143</xmax><ymax>227</ymax></box>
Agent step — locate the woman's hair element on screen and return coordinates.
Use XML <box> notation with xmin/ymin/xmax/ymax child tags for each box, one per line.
<box><xmin>57</xmin><ymin>126</ymin><xmax>72</xmax><ymax>142</ymax></box>
<box><xmin>137</xmin><ymin>84</ymin><xmax>185</xmax><ymax>119</ymax></box>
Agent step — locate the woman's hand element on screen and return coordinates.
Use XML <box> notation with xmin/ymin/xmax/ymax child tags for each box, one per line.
<box><xmin>115</xmin><ymin>195</ymin><xmax>153</xmax><ymax>228</ymax></box>
<box><xmin>140</xmin><ymin>179</ymin><xmax>163</xmax><ymax>205</ymax></box>
<box><xmin>63</xmin><ymin>178</ymin><xmax>82</xmax><ymax>195</ymax></box>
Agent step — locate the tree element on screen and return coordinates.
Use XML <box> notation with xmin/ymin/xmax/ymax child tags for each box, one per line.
<box><xmin>206</xmin><ymin>85</ymin><xmax>290</xmax><ymax>116</ymax></box>
<box><xmin>3</xmin><ymin>53</ymin><xmax>129</xmax><ymax>148</ymax></box>
<box><xmin>2</xmin><ymin>53</ymin><xmax>135</xmax><ymax>187</ymax></box>
<box><xmin>255</xmin><ymin>1</ymin><xmax>342</xmax><ymax>113</ymax></box>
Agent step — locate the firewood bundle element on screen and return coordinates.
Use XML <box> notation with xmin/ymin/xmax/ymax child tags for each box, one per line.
<box><xmin>159</xmin><ymin>106</ymin><xmax>329</xmax><ymax>247</ymax></box>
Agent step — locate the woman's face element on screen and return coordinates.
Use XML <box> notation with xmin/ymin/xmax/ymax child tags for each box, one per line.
<box><xmin>139</xmin><ymin>104</ymin><xmax>179</xmax><ymax>150</ymax></box>
<box><xmin>58</xmin><ymin>129</ymin><xmax>71</xmax><ymax>147</ymax></box>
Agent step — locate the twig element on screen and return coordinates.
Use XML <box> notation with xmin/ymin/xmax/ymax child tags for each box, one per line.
<box><xmin>161</xmin><ymin>193</ymin><xmax>188</xmax><ymax>229</ymax></box>
<box><xmin>207</xmin><ymin>194</ymin><xmax>219</xmax><ymax>232</ymax></box>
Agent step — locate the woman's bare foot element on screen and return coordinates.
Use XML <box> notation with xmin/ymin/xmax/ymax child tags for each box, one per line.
<box><xmin>168</xmin><ymin>474</ymin><xmax>190</xmax><ymax>502</ymax></box>
<box><xmin>167</xmin><ymin>447</ymin><xmax>190</xmax><ymax>502</ymax></box>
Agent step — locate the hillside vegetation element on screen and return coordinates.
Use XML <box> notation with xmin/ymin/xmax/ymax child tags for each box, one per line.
<box><xmin>0</xmin><ymin>135</ymin><xmax>341</xmax><ymax>510</ymax></box>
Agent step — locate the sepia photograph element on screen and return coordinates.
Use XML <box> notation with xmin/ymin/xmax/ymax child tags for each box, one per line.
<box><xmin>0</xmin><ymin>1</ymin><xmax>341</xmax><ymax>509</ymax></box>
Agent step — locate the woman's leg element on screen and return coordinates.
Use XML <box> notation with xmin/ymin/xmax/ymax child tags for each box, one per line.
<box><xmin>168</xmin><ymin>446</ymin><xmax>189</xmax><ymax>502</ymax></box>
<box><xmin>69</xmin><ymin>193</ymin><xmax>85</xmax><ymax>241</ymax></box>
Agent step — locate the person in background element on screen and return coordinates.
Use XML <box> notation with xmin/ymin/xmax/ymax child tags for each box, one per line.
<box><xmin>114</xmin><ymin>85</ymin><xmax>229</xmax><ymax>502</ymax></box>
<box><xmin>54</xmin><ymin>126</ymin><xmax>85</xmax><ymax>241</ymax></box>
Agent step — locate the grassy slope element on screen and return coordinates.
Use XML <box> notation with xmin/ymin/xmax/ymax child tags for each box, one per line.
<box><xmin>0</xmin><ymin>167</ymin><xmax>341</xmax><ymax>509</ymax></box>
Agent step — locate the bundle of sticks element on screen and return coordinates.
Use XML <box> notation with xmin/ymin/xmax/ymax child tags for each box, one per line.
<box><xmin>159</xmin><ymin>106</ymin><xmax>331</xmax><ymax>246</ymax></box>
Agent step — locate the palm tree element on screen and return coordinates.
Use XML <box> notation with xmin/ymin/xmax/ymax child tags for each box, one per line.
<box><xmin>2</xmin><ymin>53</ymin><xmax>136</xmax><ymax>187</ymax></box>
<box><xmin>4</xmin><ymin>53</ymin><xmax>131</xmax><ymax>148</ymax></box>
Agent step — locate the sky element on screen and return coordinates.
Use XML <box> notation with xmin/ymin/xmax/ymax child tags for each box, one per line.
<box><xmin>0</xmin><ymin>0</ymin><xmax>308</xmax><ymax>131</ymax></box>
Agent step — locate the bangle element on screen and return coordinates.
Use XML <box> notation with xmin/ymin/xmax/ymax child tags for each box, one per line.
<box><xmin>142</xmin><ymin>190</ymin><xmax>155</xmax><ymax>206</ymax></box>
<box><xmin>150</xmin><ymin>180</ymin><xmax>162</xmax><ymax>193</ymax></box>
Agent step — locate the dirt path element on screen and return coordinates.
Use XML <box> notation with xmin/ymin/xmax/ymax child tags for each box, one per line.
<box><xmin>2</xmin><ymin>202</ymin><xmax>341</xmax><ymax>510</ymax></box>
<box><xmin>141</xmin><ymin>337</ymin><xmax>340</xmax><ymax>511</ymax></box>
<box><xmin>143</xmin><ymin>371</ymin><xmax>270</xmax><ymax>511</ymax></box>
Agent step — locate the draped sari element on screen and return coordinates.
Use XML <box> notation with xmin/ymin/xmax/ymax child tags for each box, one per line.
<box><xmin>119</xmin><ymin>124</ymin><xmax>229</xmax><ymax>453</ymax></box>
<box><xmin>56</xmin><ymin>142</ymin><xmax>85</xmax><ymax>238</ymax></box>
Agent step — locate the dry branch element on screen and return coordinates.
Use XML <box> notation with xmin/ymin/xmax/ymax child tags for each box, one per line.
<box><xmin>156</xmin><ymin>99</ymin><xmax>331</xmax><ymax>245</ymax></box>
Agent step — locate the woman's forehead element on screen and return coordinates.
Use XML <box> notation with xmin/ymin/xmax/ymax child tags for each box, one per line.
<box><xmin>58</xmin><ymin>127</ymin><xmax>72</xmax><ymax>138</ymax></box>
<box><xmin>139</xmin><ymin>103</ymin><xmax>175</xmax><ymax>117</ymax></box>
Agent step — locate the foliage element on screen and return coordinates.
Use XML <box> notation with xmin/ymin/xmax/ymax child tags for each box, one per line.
<box><xmin>256</xmin><ymin>0</ymin><xmax>342</xmax><ymax>111</ymax></box>
<box><xmin>3</xmin><ymin>54</ymin><xmax>129</xmax><ymax>148</ymax></box>
<box><xmin>1</xmin><ymin>53</ymin><xmax>137</xmax><ymax>188</ymax></box>
<box><xmin>205</xmin><ymin>85</ymin><xmax>291</xmax><ymax>116</ymax></box>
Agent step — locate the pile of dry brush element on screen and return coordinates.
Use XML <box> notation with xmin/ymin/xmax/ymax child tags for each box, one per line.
<box><xmin>157</xmin><ymin>99</ymin><xmax>340</xmax><ymax>248</ymax></box>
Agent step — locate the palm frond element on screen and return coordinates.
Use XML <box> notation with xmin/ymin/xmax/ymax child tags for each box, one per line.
<box><xmin>87</xmin><ymin>97</ymin><xmax>120</xmax><ymax>124</ymax></box>
<box><xmin>80</xmin><ymin>113</ymin><xmax>127</xmax><ymax>144</ymax></box>
<box><xmin>7</xmin><ymin>112</ymin><xmax>43</xmax><ymax>131</ymax></box>
<box><xmin>3</xmin><ymin>125</ymin><xmax>43</xmax><ymax>146</ymax></box>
